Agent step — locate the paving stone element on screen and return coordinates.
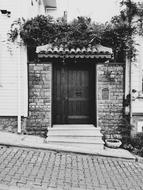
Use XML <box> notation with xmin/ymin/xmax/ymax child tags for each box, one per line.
<box><xmin>0</xmin><ymin>146</ymin><xmax>142</xmax><ymax>190</ymax></box>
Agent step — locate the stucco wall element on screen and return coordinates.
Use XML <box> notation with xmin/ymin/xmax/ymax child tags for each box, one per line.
<box><xmin>97</xmin><ymin>63</ymin><xmax>125</xmax><ymax>138</ymax></box>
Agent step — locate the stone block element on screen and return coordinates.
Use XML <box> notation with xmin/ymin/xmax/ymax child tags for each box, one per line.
<box><xmin>97</xmin><ymin>63</ymin><xmax>124</xmax><ymax>137</ymax></box>
<box><xmin>27</xmin><ymin>62</ymin><xmax>52</xmax><ymax>136</ymax></box>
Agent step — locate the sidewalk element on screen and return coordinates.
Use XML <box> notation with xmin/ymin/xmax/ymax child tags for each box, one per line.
<box><xmin>0</xmin><ymin>146</ymin><xmax>141</xmax><ymax>190</ymax></box>
<box><xmin>0</xmin><ymin>131</ymin><xmax>135</xmax><ymax>160</ymax></box>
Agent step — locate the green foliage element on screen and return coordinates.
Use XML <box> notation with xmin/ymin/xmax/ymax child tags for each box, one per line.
<box><xmin>131</xmin><ymin>132</ymin><xmax>143</xmax><ymax>149</ymax></box>
<box><xmin>130</xmin><ymin>132</ymin><xmax>143</xmax><ymax>157</ymax></box>
<box><xmin>9</xmin><ymin>15</ymin><xmax>103</xmax><ymax>49</ymax></box>
<box><xmin>8</xmin><ymin>18</ymin><xmax>25</xmax><ymax>42</ymax></box>
<box><xmin>8</xmin><ymin>0</ymin><xmax>143</xmax><ymax>62</ymax></box>
<box><xmin>123</xmin><ymin>132</ymin><xmax>143</xmax><ymax>157</ymax></box>
<box><xmin>101</xmin><ymin>0</ymin><xmax>142</xmax><ymax>62</ymax></box>
<box><xmin>55</xmin><ymin>17</ymin><xmax>100</xmax><ymax>48</ymax></box>
<box><xmin>20</xmin><ymin>15</ymin><xmax>56</xmax><ymax>46</ymax></box>
<box><xmin>100</xmin><ymin>20</ymin><xmax>128</xmax><ymax>62</ymax></box>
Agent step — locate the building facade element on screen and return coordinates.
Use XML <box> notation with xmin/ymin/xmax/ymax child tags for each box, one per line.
<box><xmin>0</xmin><ymin>0</ymin><xmax>56</xmax><ymax>134</ymax></box>
<box><xmin>0</xmin><ymin>0</ymin><xmax>143</xmax><ymax>139</ymax></box>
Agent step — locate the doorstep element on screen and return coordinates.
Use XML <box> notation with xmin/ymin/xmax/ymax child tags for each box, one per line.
<box><xmin>0</xmin><ymin>131</ymin><xmax>135</xmax><ymax>160</ymax></box>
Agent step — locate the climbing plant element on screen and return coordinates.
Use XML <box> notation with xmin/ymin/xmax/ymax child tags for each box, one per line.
<box><xmin>8</xmin><ymin>0</ymin><xmax>143</xmax><ymax>62</ymax></box>
<box><xmin>100</xmin><ymin>0</ymin><xmax>143</xmax><ymax>62</ymax></box>
<box><xmin>9</xmin><ymin>15</ymin><xmax>103</xmax><ymax>48</ymax></box>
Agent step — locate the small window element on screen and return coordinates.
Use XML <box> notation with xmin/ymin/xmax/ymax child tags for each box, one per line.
<box><xmin>43</xmin><ymin>0</ymin><xmax>57</xmax><ymax>9</ymax></box>
<box><xmin>46</xmin><ymin>7</ymin><xmax>56</xmax><ymax>13</ymax></box>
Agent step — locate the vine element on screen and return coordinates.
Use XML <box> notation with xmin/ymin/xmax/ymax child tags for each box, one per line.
<box><xmin>8</xmin><ymin>1</ymin><xmax>143</xmax><ymax>62</ymax></box>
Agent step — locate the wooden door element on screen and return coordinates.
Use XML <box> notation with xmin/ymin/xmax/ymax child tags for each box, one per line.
<box><xmin>53</xmin><ymin>61</ymin><xmax>94</xmax><ymax>124</ymax></box>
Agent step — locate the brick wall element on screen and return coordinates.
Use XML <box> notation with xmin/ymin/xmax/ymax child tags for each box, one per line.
<box><xmin>26</xmin><ymin>62</ymin><xmax>52</xmax><ymax>137</ymax></box>
<box><xmin>97</xmin><ymin>63</ymin><xmax>125</xmax><ymax>138</ymax></box>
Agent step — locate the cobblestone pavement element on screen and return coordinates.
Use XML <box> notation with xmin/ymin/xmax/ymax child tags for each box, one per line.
<box><xmin>0</xmin><ymin>146</ymin><xmax>142</xmax><ymax>190</ymax></box>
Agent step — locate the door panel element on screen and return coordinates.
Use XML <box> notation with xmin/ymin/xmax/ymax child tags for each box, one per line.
<box><xmin>53</xmin><ymin>64</ymin><xmax>65</xmax><ymax>124</ymax></box>
<box><xmin>53</xmin><ymin>62</ymin><xmax>93</xmax><ymax>124</ymax></box>
<box><xmin>67</xmin><ymin>65</ymin><xmax>90</xmax><ymax>123</ymax></box>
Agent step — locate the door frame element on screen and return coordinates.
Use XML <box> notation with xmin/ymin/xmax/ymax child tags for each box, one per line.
<box><xmin>52</xmin><ymin>58</ymin><xmax>97</xmax><ymax>126</ymax></box>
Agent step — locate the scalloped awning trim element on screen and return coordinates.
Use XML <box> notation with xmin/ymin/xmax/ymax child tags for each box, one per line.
<box><xmin>36</xmin><ymin>44</ymin><xmax>113</xmax><ymax>59</ymax></box>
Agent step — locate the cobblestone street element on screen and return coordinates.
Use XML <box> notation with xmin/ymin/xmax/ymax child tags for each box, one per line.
<box><xmin>0</xmin><ymin>146</ymin><xmax>142</xmax><ymax>190</ymax></box>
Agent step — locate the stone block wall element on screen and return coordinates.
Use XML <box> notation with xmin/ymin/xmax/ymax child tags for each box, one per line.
<box><xmin>0</xmin><ymin>117</ymin><xmax>17</xmax><ymax>133</ymax></box>
<box><xmin>26</xmin><ymin>62</ymin><xmax>52</xmax><ymax>137</ymax></box>
<box><xmin>97</xmin><ymin>63</ymin><xmax>125</xmax><ymax>138</ymax></box>
<box><xmin>0</xmin><ymin>116</ymin><xmax>26</xmax><ymax>133</ymax></box>
<box><xmin>0</xmin><ymin>61</ymin><xmax>125</xmax><ymax>138</ymax></box>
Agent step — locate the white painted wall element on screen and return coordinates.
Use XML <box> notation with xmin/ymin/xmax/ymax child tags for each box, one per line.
<box><xmin>0</xmin><ymin>14</ymin><xmax>19</xmax><ymax>116</ymax></box>
<box><xmin>0</xmin><ymin>0</ymin><xmax>45</xmax><ymax>19</ymax></box>
<box><xmin>46</xmin><ymin>0</ymin><xmax>120</xmax><ymax>23</ymax></box>
<box><xmin>0</xmin><ymin>0</ymin><xmax>46</xmax><ymax>116</ymax></box>
<box><xmin>131</xmin><ymin>36</ymin><xmax>143</xmax><ymax>114</ymax></box>
<box><xmin>1</xmin><ymin>0</ymin><xmax>143</xmax><ymax>117</ymax></box>
<box><xmin>132</xmin><ymin>36</ymin><xmax>143</xmax><ymax>91</ymax></box>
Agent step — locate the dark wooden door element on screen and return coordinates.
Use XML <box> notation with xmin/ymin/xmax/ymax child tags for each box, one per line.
<box><xmin>53</xmin><ymin>61</ymin><xmax>94</xmax><ymax>124</ymax></box>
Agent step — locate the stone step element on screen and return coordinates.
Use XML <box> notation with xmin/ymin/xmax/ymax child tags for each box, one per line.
<box><xmin>47</xmin><ymin>124</ymin><xmax>104</xmax><ymax>151</ymax></box>
<box><xmin>48</xmin><ymin>130</ymin><xmax>103</xmax><ymax>137</ymax></box>
<box><xmin>52</xmin><ymin>124</ymin><xmax>98</xmax><ymax>129</ymax></box>
<box><xmin>48</xmin><ymin>136</ymin><xmax>102</xmax><ymax>141</ymax></box>
<box><xmin>48</xmin><ymin>127</ymin><xmax>101</xmax><ymax>131</ymax></box>
<box><xmin>47</xmin><ymin>142</ymin><xmax>104</xmax><ymax>150</ymax></box>
<box><xmin>47</xmin><ymin>137</ymin><xmax>104</xmax><ymax>144</ymax></box>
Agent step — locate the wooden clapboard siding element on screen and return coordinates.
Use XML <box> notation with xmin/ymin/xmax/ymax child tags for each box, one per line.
<box><xmin>0</xmin><ymin>43</ymin><xmax>28</xmax><ymax>116</ymax></box>
<box><xmin>0</xmin><ymin>0</ymin><xmax>47</xmax><ymax>117</ymax></box>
